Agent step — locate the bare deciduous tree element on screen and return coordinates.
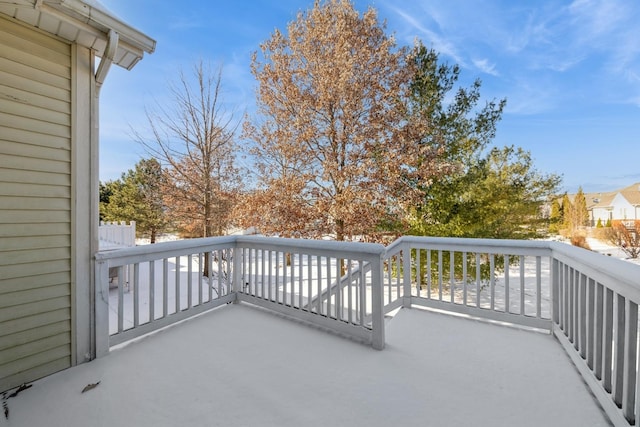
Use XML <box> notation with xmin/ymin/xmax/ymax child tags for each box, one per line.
<box><xmin>135</xmin><ymin>62</ymin><xmax>241</xmax><ymax>240</ymax></box>
<box><xmin>607</xmin><ymin>222</ymin><xmax>640</xmax><ymax>259</ymax></box>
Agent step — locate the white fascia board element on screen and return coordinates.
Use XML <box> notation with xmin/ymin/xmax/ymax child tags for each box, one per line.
<box><xmin>46</xmin><ymin>0</ymin><xmax>155</xmax><ymax>69</ymax></box>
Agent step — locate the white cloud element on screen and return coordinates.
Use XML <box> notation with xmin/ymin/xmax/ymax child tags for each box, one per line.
<box><xmin>472</xmin><ymin>58</ymin><xmax>499</xmax><ymax>76</ymax></box>
<box><xmin>568</xmin><ymin>0</ymin><xmax>627</xmax><ymax>37</ymax></box>
<box><xmin>383</xmin><ymin>3</ymin><xmax>465</xmax><ymax>65</ymax></box>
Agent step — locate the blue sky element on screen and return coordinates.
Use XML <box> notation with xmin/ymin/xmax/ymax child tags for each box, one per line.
<box><xmin>99</xmin><ymin>0</ymin><xmax>640</xmax><ymax>193</ymax></box>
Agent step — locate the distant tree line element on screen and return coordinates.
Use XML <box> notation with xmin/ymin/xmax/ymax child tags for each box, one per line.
<box><xmin>100</xmin><ymin>0</ymin><xmax>561</xmax><ymax>244</ymax></box>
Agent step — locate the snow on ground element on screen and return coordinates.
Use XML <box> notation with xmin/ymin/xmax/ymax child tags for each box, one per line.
<box><xmin>4</xmin><ymin>304</ymin><xmax>610</xmax><ymax>427</ymax></box>
<box><xmin>586</xmin><ymin>237</ymin><xmax>640</xmax><ymax>266</ymax></box>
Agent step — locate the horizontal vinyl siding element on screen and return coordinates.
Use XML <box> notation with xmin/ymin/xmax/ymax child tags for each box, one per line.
<box><xmin>0</xmin><ymin>15</ymin><xmax>72</xmax><ymax>392</ymax></box>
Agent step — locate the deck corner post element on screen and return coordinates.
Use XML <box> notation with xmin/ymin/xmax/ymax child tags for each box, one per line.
<box><xmin>371</xmin><ymin>253</ymin><xmax>385</xmax><ymax>350</ymax></box>
<box><xmin>402</xmin><ymin>242</ymin><xmax>412</xmax><ymax>309</ymax></box>
<box><xmin>232</xmin><ymin>244</ymin><xmax>243</xmax><ymax>303</ymax></box>
<box><xmin>94</xmin><ymin>258</ymin><xmax>110</xmax><ymax>358</ymax></box>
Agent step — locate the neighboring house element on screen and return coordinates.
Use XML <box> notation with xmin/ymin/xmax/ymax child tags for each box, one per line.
<box><xmin>0</xmin><ymin>0</ymin><xmax>154</xmax><ymax>392</ymax></box>
<box><xmin>585</xmin><ymin>182</ymin><xmax>640</xmax><ymax>226</ymax></box>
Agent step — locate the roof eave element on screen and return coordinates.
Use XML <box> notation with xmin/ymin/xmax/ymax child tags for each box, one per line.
<box><xmin>53</xmin><ymin>0</ymin><xmax>155</xmax><ymax>55</ymax></box>
<box><xmin>46</xmin><ymin>0</ymin><xmax>155</xmax><ymax>70</ymax></box>
<box><xmin>0</xmin><ymin>0</ymin><xmax>155</xmax><ymax>70</ymax></box>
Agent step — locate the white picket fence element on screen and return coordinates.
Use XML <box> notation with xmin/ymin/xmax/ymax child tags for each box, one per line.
<box><xmin>99</xmin><ymin>221</ymin><xmax>136</xmax><ymax>249</ymax></box>
<box><xmin>95</xmin><ymin>235</ymin><xmax>640</xmax><ymax>426</ymax></box>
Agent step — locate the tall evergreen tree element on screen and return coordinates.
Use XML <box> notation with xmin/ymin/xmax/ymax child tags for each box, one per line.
<box><xmin>549</xmin><ymin>198</ymin><xmax>562</xmax><ymax>233</ymax></box>
<box><xmin>100</xmin><ymin>158</ymin><xmax>167</xmax><ymax>243</ymax></box>
<box><xmin>561</xmin><ymin>193</ymin><xmax>573</xmax><ymax>232</ymax></box>
<box><xmin>410</xmin><ymin>146</ymin><xmax>561</xmax><ymax>239</ymax></box>
<box><xmin>573</xmin><ymin>187</ymin><xmax>589</xmax><ymax>227</ymax></box>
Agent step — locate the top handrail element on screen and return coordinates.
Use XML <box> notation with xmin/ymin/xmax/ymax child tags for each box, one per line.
<box><xmin>385</xmin><ymin>235</ymin><xmax>553</xmax><ymax>257</ymax></box>
<box><xmin>96</xmin><ymin>235</ymin><xmax>387</xmax><ymax>265</ymax></box>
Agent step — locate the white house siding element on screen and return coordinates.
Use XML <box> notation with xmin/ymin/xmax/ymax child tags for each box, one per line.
<box><xmin>0</xmin><ymin>15</ymin><xmax>73</xmax><ymax>391</ymax></box>
<box><xmin>591</xmin><ymin>206</ymin><xmax>613</xmax><ymax>225</ymax></box>
<box><xmin>610</xmin><ymin>193</ymin><xmax>636</xmax><ymax>221</ymax></box>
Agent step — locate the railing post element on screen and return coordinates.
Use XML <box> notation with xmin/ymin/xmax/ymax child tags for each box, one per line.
<box><xmin>402</xmin><ymin>243</ymin><xmax>412</xmax><ymax>308</ymax></box>
<box><xmin>551</xmin><ymin>257</ymin><xmax>559</xmax><ymax>328</ymax></box>
<box><xmin>232</xmin><ymin>245</ymin><xmax>243</xmax><ymax>303</ymax></box>
<box><xmin>94</xmin><ymin>258</ymin><xmax>110</xmax><ymax>357</ymax></box>
<box><xmin>371</xmin><ymin>254</ymin><xmax>385</xmax><ymax>350</ymax></box>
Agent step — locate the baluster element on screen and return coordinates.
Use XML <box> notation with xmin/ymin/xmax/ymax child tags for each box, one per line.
<box><xmin>162</xmin><ymin>258</ymin><xmax>168</xmax><ymax>317</ymax></box>
<box><xmin>117</xmin><ymin>266</ymin><xmax>124</xmax><ymax>333</ymax></box>
<box><xmin>613</xmin><ymin>293</ymin><xmax>626</xmax><ymax>407</ymax></box>
<box><xmin>519</xmin><ymin>255</ymin><xmax>525</xmax><ymax>316</ymax></box>
<box><xmin>427</xmin><ymin>250</ymin><xmax>432</xmax><ymax>300</ymax></box>
<box><xmin>175</xmin><ymin>255</ymin><xmax>180</xmax><ymax>314</ymax></box>
<box><xmin>489</xmin><ymin>254</ymin><xmax>495</xmax><ymax>311</ymax></box>
<box><xmin>603</xmin><ymin>288</ymin><xmax>614</xmax><ymax>393</ymax></box>
<box><xmin>450</xmin><ymin>251</ymin><xmax>455</xmax><ymax>304</ymax></box>
<box><xmin>578</xmin><ymin>273</ymin><xmax>587</xmax><ymax>359</ymax></box>
<box><xmin>622</xmin><ymin>298</ymin><xmax>638</xmax><ymax>423</ymax></box>
<box><xmin>347</xmin><ymin>259</ymin><xmax>353</xmax><ymax>324</ymax></box>
<box><xmin>149</xmin><ymin>260</ymin><xmax>155</xmax><ymax>322</ymax></box>
<box><xmin>416</xmin><ymin>248</ymin><xmax>421</xmax><ymax>298</ymax></box>
<box><xmin>462</xmin><ymin>252</ymin><xmax>468</xmax><ymax>306</ymax></box>
<box><xmin>187</xmin><ymin>254</ymin><xmax>193</xmax><ymax>308</ymax></box>
<box><xmin>133</xmin><ymin>263</ymin><xmax>139</xmax><ymax>328</ymax></box>
<box><xmin>475</xmin><ymin>253</ymin><xmax>481</xmax><ymax>308</ymax></box>
<box><xmin>198</xmin><ymin>253</ymin><xmax>203</xmax><ymax>305</ymax></box>
<box><xmin>438</xmin><ymin>250</ymin><xmax>443</xmax><ymax>301</ymax></box>
<box><xmin>536</xmin><ymin>256</ymin><xmax>542</xmax><ymax>319</ymax></box>
<box><xmin>307</xmin><ymin>254</ymin><xmax>312</xmax><ymax>313</ymax></box>
<box><xmin>586</xmin><ymin>278</ymin><xmax>595</xmax><ymax>369</ymax></box>
<box><xmin>504</xmin><ymin>256</ymin><xmax>510</xmax><ymax>313</ymax></box>
<box><xmin>594</xmin><ymin>282</ymin><xmax>604</xmax><ymax>380</ymax></box>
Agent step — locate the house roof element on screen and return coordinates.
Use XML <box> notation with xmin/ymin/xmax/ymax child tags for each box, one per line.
<box><xmin>570</xmin><ymin>182</ymin><xmax>640</xmax><ymax>210</ymax></box>
<box><xmin>0</xmin><ymin>0</ymin><xmax>155</xmax><ymax>70</ymax></box>
<box><xmin>584</xmin><ymin>191</ymin><xmax>616</xmax><ymax>209</ymax></box>
<box><xmin>619</xmin><ymin>182</ymin><xmax>640</xmax><ymax>205</ymax></box>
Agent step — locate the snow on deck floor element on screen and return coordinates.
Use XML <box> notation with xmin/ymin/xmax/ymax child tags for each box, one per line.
<box><xmin>5</xmin><ymin>304</ymin><xmax>610</xmax><ymax>427</ymax></box>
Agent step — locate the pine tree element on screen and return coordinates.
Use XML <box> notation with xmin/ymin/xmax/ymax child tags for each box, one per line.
<box><xmin>573</xmin><ymin>187</ymin><xmax>589</xmax><ymax>227</ymax></box>
<box><xmin>549</xmin><ymin>198</ymin><xmax>562</xmax><ymax>233</ymax></box>
<box><xmin>100</xmin><ymin>158</ymin><xmax>167</xmax><ymax>242</ymax></box>
<box><xmin>411</xmin><ymin>146</ymin><xmax>560</xmax><ymax>239</ymax></box>
<box><xmin>561</xmin><ymin>193</ymin><xmax>573</xmax><ymax>232</ymax></box>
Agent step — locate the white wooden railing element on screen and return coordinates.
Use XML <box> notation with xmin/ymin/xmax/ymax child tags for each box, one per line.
<box><xmin>382</xmin><ymin>237</ymin><xmax>552</xmax><ymax>329</ymax></box>
<box><xmin>380</xmin><ymin>237</ymin><xmax>640</xmax><ymax>427</ymax></box>
<box><xmin>551</xmin><ymin>243</ymin><xmax>640</xmax><ymax>427</ymax></box>
<box><xmin>94</xmin><ymin>236</ymin><xmax>386</xmax><ymax>354</ymax></box>
<box><xmin>95</xmin><ymin>235</ymin><xmax>640</xmax><ymax>426</ymax></box>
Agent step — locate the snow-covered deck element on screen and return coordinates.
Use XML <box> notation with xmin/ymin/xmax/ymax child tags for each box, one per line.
<box><xmin>5</xmin><ymin>303</ymin><xmax>609</xmax><ymax>427</ymax></box>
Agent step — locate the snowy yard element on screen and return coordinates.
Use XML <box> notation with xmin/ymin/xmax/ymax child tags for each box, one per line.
<box><xmin>3</xmin><ymin>303</ymin><xmax>610</xmax><ymax>427</ymax></box>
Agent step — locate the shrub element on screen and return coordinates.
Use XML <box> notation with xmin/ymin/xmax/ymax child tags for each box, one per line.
<box><xmin>607</xmin><ymin>222</ymin><xmax>640</xmax><ymax>259</ymax></box>
<box><xmin>596</xmin><ymin>218</ymin><xmax>603</xmax><ymax>228</ymax></box>
<box><xmin>571</xmin><ymin>235</ymin><xmax>591</xmax><ymax>250</ymax></box>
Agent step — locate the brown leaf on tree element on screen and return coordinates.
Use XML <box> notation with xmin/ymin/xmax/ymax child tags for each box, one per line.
<box><xmin>244</xmin><ymin>0</ymin><xmax>435</xmax><ymax>242</ymax></box>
